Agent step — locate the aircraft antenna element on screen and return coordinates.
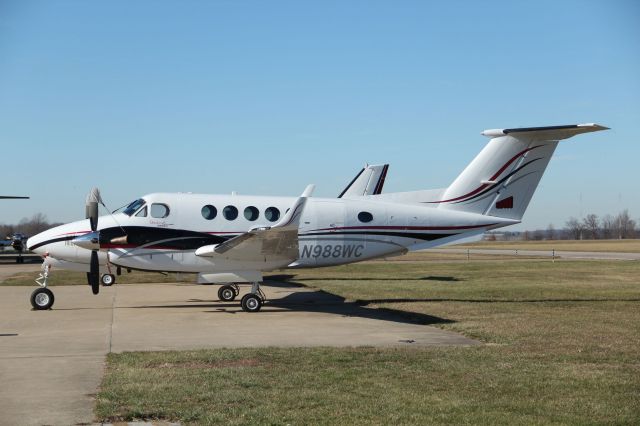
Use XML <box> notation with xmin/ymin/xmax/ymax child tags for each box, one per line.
<box><xmin>98</xmin><ymin>196</ymin><xmax>128</xmax><ymax>236</ymax></box>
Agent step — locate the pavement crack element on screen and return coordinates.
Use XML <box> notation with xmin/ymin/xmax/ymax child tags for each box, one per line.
<box><xmin>108</xmin><ymin>286</ymin><xmax>116</xmax><ymax>353</ymax></box>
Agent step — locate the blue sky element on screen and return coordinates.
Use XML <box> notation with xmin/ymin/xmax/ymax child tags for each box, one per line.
<box><xmin>1</xmin><ymin>0</ymin><xmax>638</xmax><ymax>230</ymax></box>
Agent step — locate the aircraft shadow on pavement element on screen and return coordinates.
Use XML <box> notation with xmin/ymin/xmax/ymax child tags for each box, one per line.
<box><xmin>283</xmin><ymin>275</ymin><xmax>462</xmax><ymax>282</ymax></box>
<box><xmin>136</xmin><ymin>278</ymin><xmax>455</xmax><ymax>326</ymax></box>
<box><xmin>264</xmin><ymin>281</ymin><xmax>455</xmax><ymax>326</ymax></box>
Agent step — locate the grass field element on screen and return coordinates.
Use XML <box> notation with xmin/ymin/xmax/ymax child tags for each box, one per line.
<box><xmin>95</xmin><ymin>259</ymin><xmax>640</xmax><ymax>425</ymax></box>
<box><xmin>460</xmin><ymin>238</ymin><xmax>640</xmax><ymax>253</ymax></box>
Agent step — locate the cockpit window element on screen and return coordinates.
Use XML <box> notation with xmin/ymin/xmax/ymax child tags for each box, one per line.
<box><xmin>123</xmin><ymin>199</ymin><xmax>146</xmax><ymax>216</ymax></box>
<box><xmin>151</xmin><ymin>203</ymin><xmax>170</xmax><ymax>218</ymax></box>
<box><xmin>135</xmin><ymin>206</ymin><xmax>147</xmax><ymax>217</ymax></box>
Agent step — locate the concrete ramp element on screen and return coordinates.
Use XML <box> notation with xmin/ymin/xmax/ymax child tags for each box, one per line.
<box><xmin>0</xmin><ymin>282</ymin><xmax>476</xmax><ymax>425</ymax></box>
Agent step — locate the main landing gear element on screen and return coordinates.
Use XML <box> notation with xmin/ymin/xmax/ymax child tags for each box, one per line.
<box><xmin>217</xmin><ymin>282</ymin><xmax>265</xmax><ymax>312</ymax></box>
<box><xmin>217</xmin><ymin>284</ymin><xmax>240</xmax><ymax>302</ymax></box>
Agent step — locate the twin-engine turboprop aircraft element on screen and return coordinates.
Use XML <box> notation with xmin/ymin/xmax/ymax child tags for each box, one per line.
<box><xmin>27</xmin><ymin>123</ymin><xmax>608</xmax><ymax>312</ymax></box>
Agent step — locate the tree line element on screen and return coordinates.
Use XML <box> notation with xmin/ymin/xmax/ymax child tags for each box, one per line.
<box><xmin>1</xmin><ymin>213</ymin><xmax>62</xmax><ymax>239</ymax></box>
<box><xmin>563</xmin><ymin>210</ymin><xmax>637</xmax><ymax>240</ymax></box>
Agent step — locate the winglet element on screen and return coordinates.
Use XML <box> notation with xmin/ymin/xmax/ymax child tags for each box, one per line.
<box><xmin>275</xmin><ymin>184</ymin><xmax>314</xmax><ymax>228</ymax></box>
<box><xmin>301</xmin><ymin>184</ymin><xmax>315</xmax><ymax>198</ymax></box>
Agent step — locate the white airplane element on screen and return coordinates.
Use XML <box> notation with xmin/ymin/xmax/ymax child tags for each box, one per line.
<box><xmin>26</xmin><ymin>123</ymin><xmax>608</xmax><ymax>311</ymax></box>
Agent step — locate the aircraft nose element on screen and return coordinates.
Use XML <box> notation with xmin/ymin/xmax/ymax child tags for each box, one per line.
<box><xmin>27</xmin><ymin>233</ymin><xmax>45</xmax><ymax>254</ymax></box>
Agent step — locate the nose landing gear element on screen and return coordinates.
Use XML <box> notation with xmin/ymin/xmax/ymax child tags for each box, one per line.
<box><xmin>101</xmin><ymin>273</ymin><xmax>116</xmax><ymax>286</ymax></box>
<box><xmin>30</xmin><ymin>287</ymin><xmax>54</xmax><ymax>310</ymax></box>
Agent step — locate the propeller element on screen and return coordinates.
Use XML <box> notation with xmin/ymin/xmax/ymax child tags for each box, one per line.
<box><xmin>74</xmin><ymin>188</ymin><xmax>103</xmax><ymax>295</ymax></box>
<box><xmin>73</xmin><ymin>188</ymin><xmax>129</xmax><ymax>295</ymax></box>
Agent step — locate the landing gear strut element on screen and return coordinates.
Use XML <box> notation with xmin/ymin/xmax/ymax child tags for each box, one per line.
<box><xmin>240</xmin><ymin>282</ymin><xmax>265</xmax><ymax>313</ymax></box>
<box><xmin>32</xmin><ymin>263</ymin><xmax>54</xmax><ymax>310</ymax></box>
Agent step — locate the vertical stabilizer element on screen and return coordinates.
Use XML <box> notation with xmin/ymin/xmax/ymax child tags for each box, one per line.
<box><xmin>429</xmin><ymin>124</ymin><xmax>608</xmax><ymax>221</ymax></box>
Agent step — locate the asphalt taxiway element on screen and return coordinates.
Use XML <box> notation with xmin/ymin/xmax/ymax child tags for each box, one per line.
<box><xmin>0</xmin><ymin>272</ymin><xmax>476</xmax><ymax>426</ymax></box>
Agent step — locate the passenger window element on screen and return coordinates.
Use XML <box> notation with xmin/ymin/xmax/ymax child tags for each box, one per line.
<box><xmin>244</xmin><ymin>206</ymin><xmax>259</xmax><ymax>221</ymax></box>
<box><xmin>265</xmin><ymin>207</ymin><xmax>280</xmax><ymax>222</ymax></box>
<box><xmin>223</xmin><ymin>205</ymin><xmax>238</xmax><ymax>220</ymax></box>
<box><xmin>151</xmin><ymin>203</ymin><xmax>170</xmax><ymax>218</ymax></box>
<box><xmin>202</xmin><ymin>205</ymin><xmax>217</xmax><ymax>220</ymax></box>
<box><xmin>135</xmin><ymin>206</ymin><xmax>147</xmax><ymax>217</ymax></box>
<box><xmin>358</xmin><ymin>211</ymin><xmax>373</xmax><ymax>223</ymax></box>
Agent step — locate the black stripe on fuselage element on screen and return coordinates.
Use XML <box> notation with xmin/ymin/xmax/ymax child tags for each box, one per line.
<box><xmin>99</xmin><ymin>226</ymin><xmax>231</xmax><ymax>250</ymax></box>
<box><xmin>29</xmin><ymin>236</ymin><xmax>75</xmax><ymax>251</ymax></box>
<box><xmin>30</xmin><ymin>227</ymin><xmax>234</xmax><ymax>252</ymax></box>
<box><xmin>302</xmin><ymin>231</ymin><xmax>456</xmax><ymax>241</ymax></box>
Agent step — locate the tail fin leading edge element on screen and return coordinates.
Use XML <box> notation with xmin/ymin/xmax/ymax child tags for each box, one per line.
<box><xmin>432</xmin><ymin>123</ymin><xmax>608</xmax><ymax>221</ymax></box>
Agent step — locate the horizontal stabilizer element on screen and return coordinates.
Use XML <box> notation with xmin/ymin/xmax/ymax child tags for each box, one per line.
<box><xmin>481</xmin><ymin>123</ymin><xmax>609</xmax><ymax>140</ymax></box>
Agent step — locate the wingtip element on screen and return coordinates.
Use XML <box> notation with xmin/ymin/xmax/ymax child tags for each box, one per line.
<box><xmin>302</xmin><ymin>184</ymin><xmax>315</xmax><ymax>197</ymax></box>
<box><xmin>578</xmin><ymin>123</ymin><xmax>610</xmax><ymax>131</ymax></box>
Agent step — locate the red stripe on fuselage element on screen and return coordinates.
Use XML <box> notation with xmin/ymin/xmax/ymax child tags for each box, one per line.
<box><xmin>310</xmin><ymin>224</ymin><xmax>498</xmax><ymax>232</ymax></box>
<box><xmin>426</xmin><ymin>145</ymin><xmax>542</xmax><ymax>204</ymax></box>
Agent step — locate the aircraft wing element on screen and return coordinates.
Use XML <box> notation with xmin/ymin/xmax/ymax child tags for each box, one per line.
<box><xmin>338</xmin><ymin>164</ymin><xmax>389</xmax><ymax>198</ymax></box>
<box><xmin>194</xmin><ymin>185</ymin><xmax>314</xmax><ymax>262</ymax></box>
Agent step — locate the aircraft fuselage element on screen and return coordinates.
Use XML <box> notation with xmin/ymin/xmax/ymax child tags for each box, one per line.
<box><xmin>27</xmin><ymin>192</ymin><xmax>514</xmax><ymax>277</ymax></box>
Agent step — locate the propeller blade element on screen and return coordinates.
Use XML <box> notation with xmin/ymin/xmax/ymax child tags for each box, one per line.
<box><xmin>89</xmin><ymin>250</ymin><xmax>100</xmax><ymax>295</ymax></box>
<box><xmin>85</xmin><ymin>187</ymin><xmax>102</xmax><ymax>232</ymax></box>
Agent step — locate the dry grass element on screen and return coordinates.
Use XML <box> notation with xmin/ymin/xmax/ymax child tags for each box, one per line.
<box><xmin>460</xmin><ymin>238</ymin><xmax>640</xmax><ymax>253</ymax></box>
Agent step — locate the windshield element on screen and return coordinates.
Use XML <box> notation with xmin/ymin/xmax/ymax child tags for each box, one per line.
<box><xmin>122</xmin><ymin>199</ymin><xmax>146</xmax><ymax>216</ymax></box>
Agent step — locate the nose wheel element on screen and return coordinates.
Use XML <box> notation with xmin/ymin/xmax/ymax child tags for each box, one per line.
<box><xmin>30</xmin><ymin>287</ymin><xmax>55</xmax><ymax>310</ymax></box>
<box><xmin>101</xmin><ymin>273</ymin><xmax>116</xmax><ymax>286</ymax></box>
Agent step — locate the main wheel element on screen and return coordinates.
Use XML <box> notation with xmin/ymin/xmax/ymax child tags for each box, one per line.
<box><xmin>30</xmin><ymin>288</ymin><xmax>55</xmax><ymax>310</ymax></box>
<box><xmin>241</xmin><ymin>293</ymin><xmax>262</xmax><ymax>312</ymax></box>
<box><xmin>218</xmin><ymin>285</ymin><xmax>237</xmax><ymax>302</ymax></box>
<box><xmin>101</xmin><ymin>274</ymin><xmax>115</xmax><ymax>286</ymax></box>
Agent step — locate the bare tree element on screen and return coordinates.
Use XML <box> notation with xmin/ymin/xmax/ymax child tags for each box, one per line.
<box><xmin>615</xmin><ymin>210</ymin><xmax>636</xmax><ymax>239</ymax></box>
<box><xmin>565</xmin><ymin>217</ymin><xmax>584</xmax><ymax>240</ymax></box>
<box><xmin>582</xmin><ymin>214</ymin><xmax>600</xmax><ymax>239</ymax></box>
<box><xmin>601</xmin><ymin>214</ymin><xmax>615</xmax><ymax>239</ymax></box>
<box><xmin>0</xmin><ymin>224</ymin><xmax>16</xmax><ymax>240</ymax></box>
<box><xmin>546</xmin><ymin>223</ymin><xmax>556</xmax><ymax>240</ymax></box>
<box><xmin>14</xmin><ymin>213</ymin><xmax>57</xmax><ymax>237</ymax></box>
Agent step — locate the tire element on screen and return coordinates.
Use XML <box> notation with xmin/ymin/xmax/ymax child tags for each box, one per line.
<box><xmin>218</xmin><ymin>285</ymin><xmax>237</xmax><ymax>302</ymax></box>
<box><xmin>31</xmin><ymin>288</ymin><xmax>54</xmax><ymax>310</ymax></box>
<box><xmin>101</xmin><ymin>274</ymin><xmax>115</xmax><ymax>286</ymax></box>
<box><xmin>241</xmin><ymin>293</ymin><xmax>262</xmax><ymax>312</ymax></box>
